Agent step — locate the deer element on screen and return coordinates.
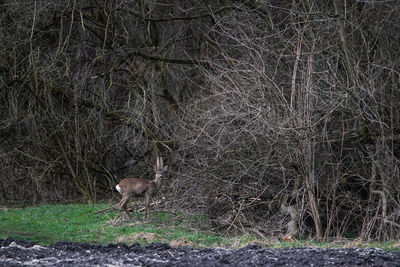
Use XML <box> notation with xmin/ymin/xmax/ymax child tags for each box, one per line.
<box><xmin>116</xmin><ymin>157</ymin><xmax>166</xmax><ymax>219</ymax></box>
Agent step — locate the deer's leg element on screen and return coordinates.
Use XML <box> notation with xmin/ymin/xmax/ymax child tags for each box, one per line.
<box><xmin>117</xmin><ymin>197</ymin><xmax>125</xmax><ymax>217</ymax></box>
<box><xmin>119</xmin><ymin>196</ymin><xmax>132</xmax><ymax>219</ymax></box>
<box><xmin>144</xmin><ymin>194</ymin><xmax>152</xmax><ymax>218</ymax></box>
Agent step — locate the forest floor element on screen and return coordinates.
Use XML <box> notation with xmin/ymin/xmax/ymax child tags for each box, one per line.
<box><xmin>1</xmin><ymin>238</ymin><xmax>400</xmax><ymax>266</ymax></box>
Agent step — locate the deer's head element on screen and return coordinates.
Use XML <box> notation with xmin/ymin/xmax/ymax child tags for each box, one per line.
<box><xmin>155</xmin><ymin>156</ymin><xmax>167</xmax><ymax>181</ymax></box>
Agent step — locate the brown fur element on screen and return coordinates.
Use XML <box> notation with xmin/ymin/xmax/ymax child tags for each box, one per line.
<box><xmin>116</xmin><ymin>157</ymin><xmax>165</xmax><ymax>219</ymax></box>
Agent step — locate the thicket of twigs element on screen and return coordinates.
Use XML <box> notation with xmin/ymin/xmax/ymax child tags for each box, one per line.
<box><xmin>1</xmin><ymin>1</ymin><xmax>400</xmax><ymax>241</ymax></box>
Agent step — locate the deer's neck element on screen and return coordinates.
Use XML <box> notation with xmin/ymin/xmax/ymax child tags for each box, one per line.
<box><xmin>154</xmin><ymin>178</ymin><xmax>162</xmax><ymax>190</ymax></box>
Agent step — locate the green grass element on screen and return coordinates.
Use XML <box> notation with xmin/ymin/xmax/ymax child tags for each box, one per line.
<box><xmin>0</xmin><ymin>204</ymin><xmax>112</xmax><ymax>245</ymax></box>
<box><xmin>0</xmin><ymin>204</ymin><xmax>399</xmax><ymax>250</ymax></box>
<box><xmin>0</xmin><ymin>204</ymin><xmax>230</xmax><ymax>246</ymax></box>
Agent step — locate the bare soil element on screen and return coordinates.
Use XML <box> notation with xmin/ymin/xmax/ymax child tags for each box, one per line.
<box><xmin>1</xmin><ymin>238</ymin><xmax>400</xmax><ymax>266</ymax></box>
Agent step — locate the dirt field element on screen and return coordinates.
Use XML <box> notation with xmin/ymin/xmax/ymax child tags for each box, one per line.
<box><xmin>1</xmin><ymin>238</ymin><xmax>400</xmax><ymax>266</ymax></box>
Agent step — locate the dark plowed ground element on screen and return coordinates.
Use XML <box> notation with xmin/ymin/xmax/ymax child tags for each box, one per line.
<box><xmin>1</xmin><ymin>238</ymin><xmax>400</xmax><ymax>266</ymax></box>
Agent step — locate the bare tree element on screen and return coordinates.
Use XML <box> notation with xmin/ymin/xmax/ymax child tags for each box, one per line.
<box><xmin>1</xmin><ymin>0</ymin><xmax>400</xmax><ymax>240</ymax></box>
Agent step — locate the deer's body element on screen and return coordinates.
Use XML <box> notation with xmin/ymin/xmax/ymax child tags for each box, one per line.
<box><xmin>116</xmin><ymin>157</ymin><xmax>165</xmax><ymax>219</ymax></box>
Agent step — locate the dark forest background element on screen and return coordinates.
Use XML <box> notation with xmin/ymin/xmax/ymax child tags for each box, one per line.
<box><xmin>1</xmin><ymin>0</ymin><xmax>400</xmax><ymax>241</ymax></box>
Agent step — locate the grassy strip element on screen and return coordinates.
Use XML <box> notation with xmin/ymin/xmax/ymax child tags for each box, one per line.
<box><xmin>0</xmin><ymin>204</ymin><xmax>399</xmax><ymax>250</ymax></box>
<box><xmin>0</xmin><ymin>204</ymin><xmax>231</xmax><ymax>246</ymax></box>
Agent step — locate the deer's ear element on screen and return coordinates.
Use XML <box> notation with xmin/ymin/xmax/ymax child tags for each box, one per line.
<box><xmin>156</xmin><ymin>157</ymin><xmax>160</xmax><ymax>168</ymax></box>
